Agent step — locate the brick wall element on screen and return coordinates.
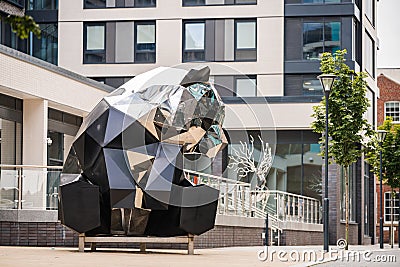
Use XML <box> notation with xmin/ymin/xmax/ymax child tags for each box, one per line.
<box><xmin>280</xmin><ymin>230</ymin><xmax>323</xmax><ymax>246</ymax></box>
<box><xmin>376</xmin><ymin>73</ymin><xmax>400</xmax><ymax>245</ymax></box>
<box><xmin>0</xmin><ymin>221</ymin><xmax>326</xmax><ymax>248</ymax></box>
<box><xmin>377</xmin><ymin>74</ymin><xmax>400</xmax><ymax>125</ymax></box>
<box><xmin>0</xmin><ymin>221</ymin><xmax>264</xmax><ymax>248</ymax></box>
<box><xmin>0</xmin><ymin>222</ymin><xmax>79</xmax><ymax>247</ymax></box>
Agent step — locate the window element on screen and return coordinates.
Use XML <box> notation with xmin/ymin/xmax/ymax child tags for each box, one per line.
<box><xmin>384</xmin><ymin>192</ymin><xmax>399</xmax><ymax>224</ymax></box>
<box><xmin>183</xmin><ymin>19</ymin><xmax>256</xmax><ymax>62</ymax></box>
<box><xmin>285</xmin><ymin>74</ymin><xmax>323</xmax><ymax>96</ymax></box>
<box><xmin>183</xmin><ymin>21</ymin><xmax>205</xmax><ymax>62</ymax></box>
<box><xmin>235</xmin><ymin>20</ymin><xmax>256</xmax><ymax>61</ymax></box>
<box><xmin>84</xmin><ymin>24</ymin><xmax>106</xmax><ymax>63</ymax></box>
<box><xmin>84</xmin><ymin>0</ymin><xmax>156</xmax><ymax>8</ymax></box>
<box><xmin>27</xmin><ymin>0</ymin><xmax>58</xmax><ymax>10</ymax></box>
<box><xmin>235</xmin><ymin>76</ymin><xmax>256</xmax><ymax>97</ymax></box>
<box><xmin>385</xmin><ymin>102</ymin><xmax>400</xmax><ymax>122</ymax></box>
<box><xmin>183</xmin><ymin>0</ymin><xmax>256</xmax><ymax>6</ymax></box>
<box><xmin>303</xmin><ymin>21</ymin><xmax>340</xmax><ymax>60</ymax></box>
<box><xmin>365</xmin><ymin>33</ymin><xmax>375</xmax><ymax>78</ymax></box>
<box><xmin>135</xmin><ymin>22</ymin><xmax>156</xmax><ymax>63</ymax></box>
<box><xmin>365</xmin><ymin>0</ymin><xmax>374</xmax><ymax>25</ymax></box>
<box><xmin>84</xmin><ymin>21</ymin><xmax>156</xmax><ymax>64</ymax></box>
<box><xmin>29</xmin><ymin>23</ymin><xmax>58</xmax><ymax>65</ymax></box>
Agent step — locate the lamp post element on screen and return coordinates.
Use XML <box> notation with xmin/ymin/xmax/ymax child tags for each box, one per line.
<box><xmin>377</xmin><ymin>129</ymin><xmax>387</xmax><ymax>249</ymax></box>
<box><xmin>318</xmin><ymin>74</ymin><xmax>336</xmax><ymax>252</ymax></box>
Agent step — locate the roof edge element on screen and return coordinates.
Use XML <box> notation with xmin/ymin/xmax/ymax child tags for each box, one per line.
<box><xmin>0</xmin><ymin>44</ymin><xmax>114</xmax><ymax>93</ymax></box>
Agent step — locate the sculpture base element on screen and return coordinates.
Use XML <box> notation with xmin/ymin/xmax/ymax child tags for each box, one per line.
<box><xmin>78</xmin><ymin>233</ymin><xmax>194</xmax><ymax>255</ymax></box>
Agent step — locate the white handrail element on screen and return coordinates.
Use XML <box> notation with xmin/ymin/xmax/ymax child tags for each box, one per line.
<box><xmin>183</xmin><ymin>170</ymin><xmax>322</xmax><ymax>226</ymax></box>
<box><xmin>0</xmin><ymin>164</ymin><xmax>63</xmax><ymax>170</ymax></box>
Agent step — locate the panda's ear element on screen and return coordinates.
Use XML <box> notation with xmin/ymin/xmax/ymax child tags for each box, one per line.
<box><xmin>180</xmin><ymin>66</ymin><xmax>210</xmax><ymax>86</ymax></box>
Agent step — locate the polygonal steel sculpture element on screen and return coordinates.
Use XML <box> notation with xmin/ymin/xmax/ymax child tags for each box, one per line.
<box><xmin>59</xmin><ymin>66</ymin><xmax>227</xmax><ymax>237</ymax></box>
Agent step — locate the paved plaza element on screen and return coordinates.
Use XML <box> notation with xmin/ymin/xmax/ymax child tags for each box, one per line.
<box><xmin>0</xmin><ymin>245</ymin><xmax>399</xmax><ymax>267</ymax></box>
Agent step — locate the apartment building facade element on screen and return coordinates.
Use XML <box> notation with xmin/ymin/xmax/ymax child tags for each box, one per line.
<box><xmin>0</xmin><ymin>0</ymin><xmax>379</xmax><ymax>246</ymax></box>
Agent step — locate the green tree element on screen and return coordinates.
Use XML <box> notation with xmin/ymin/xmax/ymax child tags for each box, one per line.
<box><xmin>5</xmin><ymin>15</ymin><xmax>41</xmax><ymax>39</ymax></box>
<box><xmin>311</xmin><ymin>50</ymin><xmax>373</xmax><ymax>249</ymax></box>
<box><xmin>366</xmin><ymin>118</ymin><xmax>400</xmax><ymax>248</ymax></box>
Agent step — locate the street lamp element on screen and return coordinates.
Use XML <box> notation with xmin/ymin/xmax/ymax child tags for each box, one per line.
<box><xmin>318</xmin><ymin>73</ymin><xmax>336</xmax><ymax>252</ymax></box>
<box><xmin>377</xmin><ymin>129</ymin><xmax>387</xmax><ymax>249</ymax></box>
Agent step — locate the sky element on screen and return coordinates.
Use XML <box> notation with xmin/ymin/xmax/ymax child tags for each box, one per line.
<box><xmin>377</xmin><ymin>0</ymin><xmax>400</xmax><ymax>68</ymax></box>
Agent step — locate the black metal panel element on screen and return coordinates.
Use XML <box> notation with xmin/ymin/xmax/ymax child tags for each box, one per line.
<box><xmin>285</xmin><ymin>60</ymin><xmax>356</xmax><ymax>73</ymax></box>
<box><xmin>59</xmin><ymin>178</ymin><xmax>101</xmax><ymax>233</ymax></box>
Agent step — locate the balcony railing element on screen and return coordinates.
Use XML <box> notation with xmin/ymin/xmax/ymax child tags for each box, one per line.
<box><xmin>0</xmin><ymin>165</ymin><xmax>62</xmax><ymax>210</ymax></box>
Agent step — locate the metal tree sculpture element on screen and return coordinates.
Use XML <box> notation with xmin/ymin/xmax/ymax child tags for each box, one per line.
<box><xmin>228</xmin><ymin>135</ymin><xmax>273</xmax><ymax>190</ymax></box>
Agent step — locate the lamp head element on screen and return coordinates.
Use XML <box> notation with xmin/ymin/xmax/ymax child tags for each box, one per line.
<box><xmin>377</xmin><ymin>130</ymin><xmax>387</xmax><ymax>143</ymax></box>
<box><xmin>317</xmin><ymin>74</ymin><xmax>337</xmax><ymax>93</ymax></box>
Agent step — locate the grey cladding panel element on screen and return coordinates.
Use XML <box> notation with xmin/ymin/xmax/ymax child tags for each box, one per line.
<box><xmin>214</xmin><ymin>76</ymin><xmax>234</xmax><ymax>97</ymax></box>
<box><xmin>285</xmin><ymin>18</ymin><xmax>302</xmax><ymax>61</ymax></box>
<box><xmin>284</xmin><ymin>75</ymin><xmax>303</xmax><ymax>96</ymax></box>
<box><xmin>205</xmin><ymin>20</ymin><xmax>216</xmax><ymax>61</ymax></box>
<box><xmin>214</xmin><ymin>20</ymin><xmax>225</xmax><ymax>61</ymax></box>
<box><xmin>106</xmin><ymin>22</ymin><xmax>116</xmax><ymax>63</ymax></box>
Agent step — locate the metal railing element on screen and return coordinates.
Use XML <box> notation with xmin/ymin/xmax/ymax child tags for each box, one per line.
<box><xmin>251</xmin><ymin>190</ymin><xmax>322</xmax><ymax>224</ymax></box>
<box><xmin>183</xmin><ymin>169</ymin><xmax>321</xmax><ymax>225</ymax></box>
<box><xmin>0</xmin><ymin>165</ymin><xmax>62</xmax><ymax>210</ymax></box>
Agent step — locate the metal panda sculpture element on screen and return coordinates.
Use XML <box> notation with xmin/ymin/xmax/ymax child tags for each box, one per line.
<box><xmin>59</xmin><ymin>66</ymin><xmax>227</xmax><ymax>237</ymax></box>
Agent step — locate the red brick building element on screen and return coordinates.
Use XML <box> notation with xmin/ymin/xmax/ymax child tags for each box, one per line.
<box><xmin>376</xmin><ymin>71</ymin><xmax>400</xmax><ymax>244</ymax></box>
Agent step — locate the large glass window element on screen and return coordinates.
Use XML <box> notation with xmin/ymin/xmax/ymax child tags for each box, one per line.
<box><xmin>27</xmin><ymin>0</ymin><xmax>58</xmax><ymax>10</ymax></box>
<box><xmin>303</xmin><ymin>21</ymin><xmax>340</xmax><ymax>60</ymax></box>
<box><xmin>84</xmin><ymin>0</ymin><xmax>156</xmax><ymax>8</ymax></box>
<box><xmin>384</xmin><ymin>192</ymin><xmax>399</xmax><ymax>224</ymax></box>
<box><xmin>235</xmin><ymin>20</ymin><xmax>256</xmax><ymax>61</ymax></box>
<box><xmin>183</xmin><ymin>21</ymin><xmax>205</xmax><ymax>62</ymax></box>
<box><xmin>84</xmin><ymin>21</ymin><xmax>155</xmax><ymax>64</ymax></box>
<box><xmin>384</xmin><ymin>101</ymin><xmax>400</xmax><ymax>122</ymax></box>
<box><xmin>365</xmin><ymin>33</ymin><xmax>375</xmax><ymax>78</ymax></box>
<box><xmin>29</xmin><ymin>23</ymin><xmax>58</xmax><ymax>65</ymax></box>
<box><xmin>0</xmin><ymin>119</ymin><xmax>22</xmax><ymax>165</ymax></box>
<box><xmin>276</xmin><ymin>143</ymin><xmax>323</xmax><ymax>200</ymax></box>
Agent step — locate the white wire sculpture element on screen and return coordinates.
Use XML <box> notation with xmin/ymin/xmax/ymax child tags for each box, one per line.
<box><xmin>227</xmin><ymin>135</ymin><xmax>273</xmax><ymax>191</ymax></box>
